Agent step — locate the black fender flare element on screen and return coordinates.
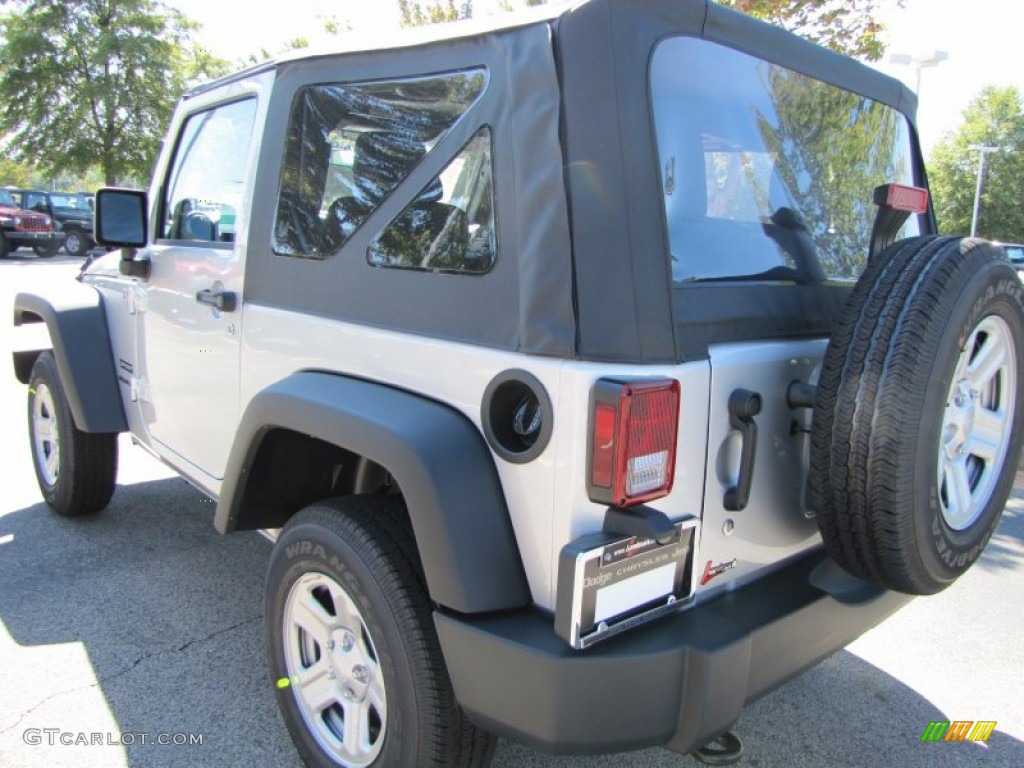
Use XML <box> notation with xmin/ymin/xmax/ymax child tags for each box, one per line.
<box><xmin>217</xmin><ymin>371</ymin><xmax>532</xmax><ymax>614</ymax></box>
<box><xmin>13</xmin><ymin>287</ymin><xmax>127</xmax><ymax>433</ymax></box>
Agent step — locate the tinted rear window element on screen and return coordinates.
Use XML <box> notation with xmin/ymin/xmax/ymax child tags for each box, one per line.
<box><xmin>650</xmin><ymin>37</ymin><xmax>921</xmax><ymax>284</ymax></box>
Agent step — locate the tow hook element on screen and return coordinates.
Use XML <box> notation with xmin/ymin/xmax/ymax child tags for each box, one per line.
<box><xmin>692</xmin><ymin>730</ymin><xmax>743</xmax><ymax>765</ymax></box>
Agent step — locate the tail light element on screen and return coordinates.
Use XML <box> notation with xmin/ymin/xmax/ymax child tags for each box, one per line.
<box><xmin>588</xmin><ymin>378</ymin><xmax>680</xmax><ymax>507</ymax></box>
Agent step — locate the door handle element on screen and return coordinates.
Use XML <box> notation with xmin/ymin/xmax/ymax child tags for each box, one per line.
<box><xmin>724</xmin><ymin>389</ymin><xmax>762</xmax><ymax>512</ymax></box>
<box><xmin>195</xmin><ymin>288</ymin><xmax>237</xmax><ymax>313</ymax></box>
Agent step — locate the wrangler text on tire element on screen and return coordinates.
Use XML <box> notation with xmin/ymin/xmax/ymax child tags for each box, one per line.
<box><xmin>265</xmin><ymin>496</ymin><xmax>495</xmax><ymax>768</ymax></box>
<box><xmin>811</xmin><ymin>236</ymin><xmax>1024</xmax><ymax>594</ymax></box>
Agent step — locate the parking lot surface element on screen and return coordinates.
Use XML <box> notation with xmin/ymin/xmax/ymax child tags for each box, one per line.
<box><xmin>1</xmin><ymin>255</ymin><xmax>1021</xmax><ymax>767</ymax></box>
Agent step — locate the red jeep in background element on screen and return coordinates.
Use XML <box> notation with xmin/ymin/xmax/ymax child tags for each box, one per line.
<box><xmin>0</xmin><ymin>188</ymin><xmax>63</xmax><ymax>258</ymax></box>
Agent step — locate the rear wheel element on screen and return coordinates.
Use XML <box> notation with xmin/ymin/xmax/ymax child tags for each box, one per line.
<box><xmin>266</xmin><ymin>496</ymin><xmax>495</xmax><ymax>768</ymax></box>
<box><xmin>0</xmin><ymin>233</ymin><xmax>8</xmax><ymax>258</ymax></box>
<box><xmin>27</xmin><ymin>352</ymin><xmax>118</xmax><ymax>516</ymax></box>
<box><xmin>63</xmin><ymin>230</ymin><xmax>91</xmax><ymax>256</ymax></box>
<box><xmin>811</xmin><ymin>236</ymin><xmax>1024</xmax><ymax>594</ymax></box>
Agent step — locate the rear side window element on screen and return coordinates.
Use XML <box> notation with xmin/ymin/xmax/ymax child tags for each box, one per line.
<box><xmin>273</xmin><ymin>68</ymin><xmax>492</xmax><ymax>273</ymax></box>
<box><xmin>368</xmin><ymin>127</ymin><xmax>495</xmax><ymax>274</ymax></box>
<box><xmin>651</xmin><ymin>38</ymin><xmax>921</xmax><ymax>284</ymax></box>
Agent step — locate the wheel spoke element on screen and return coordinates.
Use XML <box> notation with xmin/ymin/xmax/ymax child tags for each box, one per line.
<box><xmin>292</xmin><ymin>590</ymin><xmax>335</xmax><ymax>646</ymax></box>
<box><xmin>295</xmin><ymin>662</ymin><xmax>339</xmax><ymax>714</ymax></box>
<box><xmin>34</xmin><ymin>421</ymin><xmax>54</xmax><ymax>441</ymax></box>
<box><xmin>967</xmin><ymin>334</ymin><xmax>1007</xmax><ymax>391</ymax></box>
<box><xmin>366</xmin><ymin>672</ymin><xmax>386</xmax><ymax>720</ymax></box>
<box><xmin>945</xmin><ymin>458</ymin><xmax>973</xmax><ymax>523</ymax></box>
<box><xmin>341</xmin><ymin>699</ymin><xmax>368</xmax><ymax>755</ymax></box>
<box><xmin>969</xmin><ymin>409</ymin><xmax>1005</xmax><ymax>463</ymax></box>
<box><xmin>45</xmin><ymin>450</ymin><xmax>59</xmax><ymax>480</ymax></box>
<box><xmin>327</xmin><ymin>581</ymin><xmax>360</xmax><ymax>630</ymax></box>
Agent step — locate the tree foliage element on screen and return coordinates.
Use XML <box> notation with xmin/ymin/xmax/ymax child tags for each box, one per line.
<box><xmin>759</xmin><ymin>65</ymin><xmax>908</xmax><ymax>276</ymax></box>
<box><xmin>719</xmin><ymin>1</ymin><xmax>899</xmax><ymax>61</ymax></box>
<box><xmin>398</xmin><ymin>0</ymin><xmax>472</xmax><ymax>27</ymax></box>
<box><xmin>928</xmin><ymin>86</ymin><xmax>1024</xmax><ymax>242</ymax></box>
<box><xmin>0</xmin><ymin>0</ymin><xmax>229</xmax><ymax>186</ymax></box>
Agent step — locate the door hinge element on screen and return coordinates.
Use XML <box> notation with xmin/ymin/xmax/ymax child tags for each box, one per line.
<box><xmin>122</xmin><ymin>286</ymin><xmax>147</xmax><ymax>315</ymax></box>
<box><xmin>130</xmin><ymin>375</ymin><xmax>151</xmax><ymax>403</ymax></box>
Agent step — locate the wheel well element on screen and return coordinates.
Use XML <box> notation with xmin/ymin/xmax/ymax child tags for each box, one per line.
<box><xmin>232</xmin><ymin>428</ymin><xmax>393</xmax><ymax>530</ymax></box>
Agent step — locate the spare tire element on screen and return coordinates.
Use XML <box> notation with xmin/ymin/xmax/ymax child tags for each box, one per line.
<box><xmin>810</xmin><ymin>236</ymin><xmax>1024</xmax><ymax>594</ymax></box>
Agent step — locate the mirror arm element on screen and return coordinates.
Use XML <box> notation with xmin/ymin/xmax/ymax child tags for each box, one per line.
<box><xmin>118</xmin><ymin>248</ymin><xmax>151</xmax><ymax>279</ymax></box>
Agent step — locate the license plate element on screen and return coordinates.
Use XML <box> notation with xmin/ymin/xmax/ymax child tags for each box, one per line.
<box><xmin>555</xmin><ymin>518</ymin><xmax>697</xmax><ymax>649</ymax></box>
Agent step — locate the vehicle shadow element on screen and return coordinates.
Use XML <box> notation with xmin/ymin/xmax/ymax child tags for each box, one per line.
<box><xmin>0</xmin><ymin>477</ymin><xmax>300</xmax><ymax>767</ymax></box>
<box><xmin>0</xmin><ymin>477</ymin><xmax>1021</xmax><ymax>768</ymax></box>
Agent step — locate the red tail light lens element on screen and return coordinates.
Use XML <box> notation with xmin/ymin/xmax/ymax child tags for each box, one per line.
<box><xmin>588</xmin><ymin>378</ymin><xmax>680</xmax><ymax>507</ymax></box>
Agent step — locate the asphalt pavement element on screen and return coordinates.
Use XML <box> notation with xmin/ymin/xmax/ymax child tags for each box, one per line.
<box><xmin>0</xmin><ymin>254</ymin><xmax>1021</xmax><ymax>768</ymax></box>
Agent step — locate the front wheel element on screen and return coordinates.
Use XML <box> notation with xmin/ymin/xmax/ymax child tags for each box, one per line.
<box><xmin>28</xmin><ymin>352</ymin><xmax>118</xmax><ymax>516</ymax></box>
<box><xmin>266</xmin><ymin>496</ymin><xmax>495</xmax><ymax>768</ymax></box>
<box><xmin>33</xmin><ymin>241</ymin><xmax>61</xmax><ymax>258</ymax></box>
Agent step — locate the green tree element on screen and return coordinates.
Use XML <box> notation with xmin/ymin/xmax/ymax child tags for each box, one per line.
<box><xmin>0</xmin><ymin>0</ymin><xmax>229</xmax><ymax>186</ymax></box>
<box><xmin>928</xmin><ymin>86</ymin><xmax>1024</xmax><ymax>241</ymax></box>
<box><xmin>398</xmin><ymin>0</ymin><xmax>472</xmax><ymax>27</ymax></box>
<box><xmin>719</xmin><ymin>1</ymin><xmax>900</xmax><ymax>61</ymax></box>
<box><xmin>758</xmin><ymin>64</ymin><xmax>908</xmax><ymax>276</ymax></box>
<box><xmin>0</xmin><ymin>158</ymin><xmax>33</xmax><ymax>188</ymax></box>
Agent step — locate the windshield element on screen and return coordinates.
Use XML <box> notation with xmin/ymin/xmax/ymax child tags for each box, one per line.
<box><xmin>0</xmin><ymin>189</ymin><xmax>16</xmax><ymax>207</ymax></box>
<box><xmin>651</xmin><ymin>37</ymin><xmax>922</xmax><ymax>284</ymax></box>
<box><xmin>50</xmin><ymin>193</ymin><xmax>90</xmax><ymax>209</ymax></box>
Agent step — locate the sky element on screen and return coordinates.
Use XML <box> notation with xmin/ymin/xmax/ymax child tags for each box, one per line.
<box><xmin>171</xmin><ymin>0</ymin><xmax>1023</xmax><ymax>157</ymax></box>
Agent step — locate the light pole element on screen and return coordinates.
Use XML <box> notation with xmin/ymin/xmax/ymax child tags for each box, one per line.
<box><xmin>968</xmin><ymin>144</ymin><xmax>1013</xmax><ymax>238</ymax></box>
<box><xmin>889</xmin><ymin>50</ymin><xmax>948</xmax><ymax>96</ymax></box>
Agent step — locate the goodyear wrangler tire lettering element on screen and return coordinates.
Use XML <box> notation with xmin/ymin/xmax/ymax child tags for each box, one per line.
<box><xmin>265</xmin><ymin>496</ymin><xmax>495</xmax><ymax>768</ymax></box>
<box><xmin>810</xmin><ymin>236</ymin><xmax>1024</xmax><ymax>594</ymax></box>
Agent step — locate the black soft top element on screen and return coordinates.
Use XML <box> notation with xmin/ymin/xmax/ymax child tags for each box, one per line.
<box><xmin>195</xmin><ymin>0</ymin><xmax>923</xmax><ymax>364</ymax></box>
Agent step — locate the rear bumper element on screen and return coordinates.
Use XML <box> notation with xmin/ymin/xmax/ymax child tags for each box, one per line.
<box><xmin>435</xmin><ymin>551</ymin><xmax>911</xmax><ymax>756</ymax></box>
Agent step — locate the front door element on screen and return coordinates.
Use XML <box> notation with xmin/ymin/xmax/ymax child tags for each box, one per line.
<box><xmin>136</xmin><ymin>97</ymin><xmax>259</xmax><ymax>481</ymax></box>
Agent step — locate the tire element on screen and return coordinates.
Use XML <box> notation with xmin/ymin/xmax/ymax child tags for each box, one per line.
<box><xmin>64</xmin><ymin>230</ymin><xmax>91</xmax><ymax>257</ymax></box>
<box><xmin>27</xmin><ymin>351</ymin><xmax>118</xmax><ymax>516</ymax></box>
<box><xmin>0</xmin><ymin>233</ymin><xmax>8</xmax><ymax>259</ymax></box>
<box><xmin>266</xmin><ymin>496</ymin><xmax>495</xmax><ymax>768</ymax></box>
<box><xmin>810</xmin><ymin>236</ymin><xmax>1024</xmax><ymax>594</ymax></box>
<box><xmin>33</xmin><ymin>241</ymin><xmax>61</xmax><ymax>258</ymax></box>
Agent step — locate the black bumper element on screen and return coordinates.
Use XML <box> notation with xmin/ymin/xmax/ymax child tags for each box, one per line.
<box><xmin>435</xmin><ymin>551</ymin><xmax>911</xmax><ymax>755</ymax></box>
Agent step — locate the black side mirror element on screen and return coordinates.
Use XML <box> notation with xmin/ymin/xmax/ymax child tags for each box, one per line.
<box><xmin>95</xmin><ymin>188</ymin><xmax>148</xmax><ymax>248</ymax></box>
<box><xmin>96</xmin><ymin>188</ymin><xmax>150</xmax><ymax>279</ymax></box>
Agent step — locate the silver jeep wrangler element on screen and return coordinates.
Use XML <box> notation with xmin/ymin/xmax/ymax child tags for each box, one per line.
<box><xmin>12</xmin><ymin>1</ymin><xmax>1024</xmax><ymax>766</ymax></box>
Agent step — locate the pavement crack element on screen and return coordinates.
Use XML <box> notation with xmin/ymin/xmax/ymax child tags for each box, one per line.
<box><xmin>173</xmin><ymin>614</ymin><xmax>262</xmax><ymax>654</ymax></box>
<box><xmin>0</xmin><ymin>614</ymin><xmax>262</xmax><ymax>736</ymax></box>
